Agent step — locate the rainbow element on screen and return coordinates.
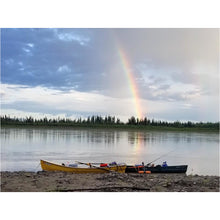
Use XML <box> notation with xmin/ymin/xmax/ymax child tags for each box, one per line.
<box><xmin>118</xmin><ymin>48</ymin><xmax>143</xmax><ymax>119</ymax></box>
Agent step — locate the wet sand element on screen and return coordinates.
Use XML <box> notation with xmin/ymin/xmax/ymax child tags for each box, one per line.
<box><xmin>1</xmin><ymin>171</ymin><xmax>219</xmax><ymax>192</ymax></box>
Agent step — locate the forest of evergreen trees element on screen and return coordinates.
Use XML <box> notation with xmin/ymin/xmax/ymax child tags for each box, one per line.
<box><xmin>1</xmin><ymin>115</ymin><xmax>219</xmax><ymax>130</ymax></box>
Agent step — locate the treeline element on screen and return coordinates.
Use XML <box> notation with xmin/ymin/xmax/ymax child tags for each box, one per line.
<box><xmin>0</xmin><ymin>115</ymin><xmax>122</xmax><ymax>126</ymax></box>
<box><xmin>127</xmin><ymin>116</ymin><xmax>219</xmax><ymax>129</ymax></box>
<box><xmin>1</xmin><ymin>115</ymin><xmax>219</xmax><ymax>130</ymax></box>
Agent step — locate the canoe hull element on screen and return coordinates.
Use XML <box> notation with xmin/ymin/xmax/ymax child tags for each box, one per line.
<box><xmin>125</xmin><ymin>165</ymin><xmax>188</xmax><ymax>173</ymax></box>
<box><xmin>40</xmin><ymin>160</ymin><xmax>126</xmax><ymax>173</ymax></box>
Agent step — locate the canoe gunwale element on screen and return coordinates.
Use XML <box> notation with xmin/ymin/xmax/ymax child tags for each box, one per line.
<box><xmin>40</xmin><ymin>160</ymin><xmax>126</xmax><ymax>173</ymax></box>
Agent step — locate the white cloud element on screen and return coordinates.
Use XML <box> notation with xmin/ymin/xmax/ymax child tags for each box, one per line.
<box><xmin>27</xmin><ymin>43</ymin><xmax>34</xmax><ymax>48</ymax></box>
<box><xmin>0</xmin><ymin>108</ymin><xmax>69</xmax><ymax>120</ymax></box>
<box><xmin>1</xmin><ymin>83</ymin><xmax>218</xmax><ymax>122</ymax></box>
<box><xmin>22</xmin><ymin>43</ymin><xmax>34</xmax><ymax>55</ymax></box>
<box><xmin>57</xmin><ymin>65</ymin><xmax>71</xmax><ymax>73</ymax></box>
<box><xmin>137</xmin><ymin>62</ymin><xmax>218</xmax><ymax>102</ymax></box>
<box><xmin>56</xmin><ymin>31</ymin><xmax>90</xmax><ymax>45</ymax></box>
<box><xmin>22</xmin><ymin>47</ymin><xmax>33</xmax><ymax>56</ymax></box>
<box><xmin>0</xmin><ymin>83</ymin><xmax>138</xmax><ymax>120</ymax></box>
<box><xmin>22</xmin><ymin>48</ymin><xmax>31</xmax><ymax>53</ymax></box>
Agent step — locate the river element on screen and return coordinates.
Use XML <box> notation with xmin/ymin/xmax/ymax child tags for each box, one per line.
<box><xmin>1</xmin><ymin>127</ymin><xmax>219</xmax><ymax>175</ymax></box>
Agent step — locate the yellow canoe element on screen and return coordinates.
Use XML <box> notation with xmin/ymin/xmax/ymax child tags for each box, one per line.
<box><xmin>40</xmin><ymin>160</ymin><xmax>126</xmax><ymax>173</ymax></box>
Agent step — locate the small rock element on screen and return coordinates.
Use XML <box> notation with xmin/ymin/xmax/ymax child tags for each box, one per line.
<box><xmin>167</xmin><ymin>182</ymin><xmax>172</xmax><ymax>187</ymax></box>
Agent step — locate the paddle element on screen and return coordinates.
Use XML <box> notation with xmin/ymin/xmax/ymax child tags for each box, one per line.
<box><xmin>81</xmin><ymin>162</ymin><xmax>104</xmax><ymax>165</ymax></box>
<box><xmin>75</xmin><ymin>161</ymin><xmax>113</xmax><ymax>172</ymax></box>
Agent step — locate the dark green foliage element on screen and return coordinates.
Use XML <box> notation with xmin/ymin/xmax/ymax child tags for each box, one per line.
<box><xmin>0</xmin><ymin>115</ymin><xmax>219</xmax><ymax>130</ymax></box>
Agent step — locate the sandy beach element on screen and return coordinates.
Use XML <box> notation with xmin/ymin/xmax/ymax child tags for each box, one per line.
<box><xmin>1</xmin><ymin>171</ymin><xmax>219</xmax><ymax>192</ymax></box>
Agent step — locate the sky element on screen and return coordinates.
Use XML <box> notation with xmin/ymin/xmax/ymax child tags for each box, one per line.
<box><xmin>1</xmin><ymin>28</ymin><xmax>219</xmax><ymax>122</ymax></box>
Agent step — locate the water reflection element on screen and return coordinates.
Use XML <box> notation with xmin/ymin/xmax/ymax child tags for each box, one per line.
<box><xmin>0</xmin><ymin>128</ymin><xmax>219</xmax><ymax>175</ymax></box>
<box><xmin>2</xmin><ymin>128</ymin><xmax>218</xmax><ymax>145</ymax></box>
<box><xmin>0</xmin><ymin>128</ymin><xmax>122</xmax><ymax>145</ymax></box>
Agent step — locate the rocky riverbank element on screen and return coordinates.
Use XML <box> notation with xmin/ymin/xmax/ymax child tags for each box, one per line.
<box><xmin>1</xmin><ymin>171</ymin><xmax>219</xmax><ymax>192</ymax></box>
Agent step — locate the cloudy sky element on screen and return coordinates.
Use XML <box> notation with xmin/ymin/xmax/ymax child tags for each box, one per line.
<box><xmin>1</xmin><ymin>28</ymin><xmax>219</xmax><ymax>122</ymax></box>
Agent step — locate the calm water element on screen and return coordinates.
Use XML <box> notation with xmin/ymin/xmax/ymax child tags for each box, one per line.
<box><xmin>1</xmin><ymin>128</ymin><xmax>219</xmax><ymax>175</ymax></box>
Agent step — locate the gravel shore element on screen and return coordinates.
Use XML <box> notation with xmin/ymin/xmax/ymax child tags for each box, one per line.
<box><xmin>1</xmin><ymin>171</ymin><xmax>219</xmax><ymax>192</ymax></box>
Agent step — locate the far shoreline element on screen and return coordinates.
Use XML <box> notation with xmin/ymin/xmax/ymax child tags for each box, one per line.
<box><xmin>1</xmin><ymin>124</ymin><xmax>219</xmax><ymax>132</ymax></box>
